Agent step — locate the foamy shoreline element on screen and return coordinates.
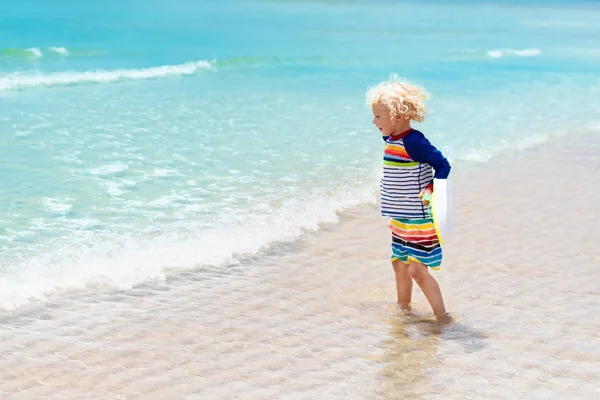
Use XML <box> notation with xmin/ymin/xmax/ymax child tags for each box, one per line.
<box><xmin>1</xmin><ymin>136</ymin><xmax>599</xmax><ymax>399</ymax></box>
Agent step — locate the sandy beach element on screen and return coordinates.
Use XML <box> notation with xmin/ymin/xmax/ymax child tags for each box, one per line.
<box><xmin>1</xmin><ymin>134</ymin><xmax>599</xmax><ymax>399</ymax></box>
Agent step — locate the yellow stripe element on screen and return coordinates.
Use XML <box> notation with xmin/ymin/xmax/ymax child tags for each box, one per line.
<box><xmin>391</xmin><ymin>219</ymin><xmax>435</xmax><ymax>231</ymax></box>
<box><xmin>432</xmin><ymin>191</ymin><xmax>444</xmax><ymax>244</ymax></box>
<box><xmin>383</xmin><ymin>160</ymin><xmax>419</xmax><ymax>167</ymax></box>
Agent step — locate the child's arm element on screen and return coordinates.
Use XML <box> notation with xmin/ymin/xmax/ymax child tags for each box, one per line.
<box><xmin>403</xmin><ymin>131</ymin><xmax>451</xmax><ymax>192</ymax></box>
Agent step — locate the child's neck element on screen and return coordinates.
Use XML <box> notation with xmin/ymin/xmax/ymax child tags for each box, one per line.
<box><xmin>390</xmin><ymin>122</ymin><xmax>413</xmax><ymax>138</ymax></box>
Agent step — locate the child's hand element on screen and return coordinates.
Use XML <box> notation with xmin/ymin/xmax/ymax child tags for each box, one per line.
<box><xmin>418</xmin><ymin>188</ymin><xmax>433</xmax><ymax>205</ymax></box>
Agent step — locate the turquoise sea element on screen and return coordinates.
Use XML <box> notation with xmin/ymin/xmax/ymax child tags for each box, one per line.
<box><xmin>1</xmin><ymin>0</ymin><xmax>600</xmax><ymax>309</ymax></box>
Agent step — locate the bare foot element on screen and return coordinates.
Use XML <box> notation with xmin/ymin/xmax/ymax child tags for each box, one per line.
<box><xmin>393</xmin><ymin>302</ymin><xmax>416</xmax><ymax>318</ymax></box>
<box><xmin>435</xmin><ymin>312</ymin><xmax>455</xmax><ymax>326</ymax></box>
<box><xmin>397</xmin><ymin>302</ymin><xmax>413</xmax><ymax>313</ymax></box>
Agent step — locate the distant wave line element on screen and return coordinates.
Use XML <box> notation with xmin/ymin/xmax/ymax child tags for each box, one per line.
<box><xmin>0</xmin><ymin>60</ymin><xmax>214</xmax><ymax>91</ymax></box>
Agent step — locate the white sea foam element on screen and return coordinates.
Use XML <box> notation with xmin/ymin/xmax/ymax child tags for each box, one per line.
<box><xmin>486</xmin><ymin>50</ymin><xmax>504</xmax><ymax>59</ymax></box>
<box><xmin>455</xmin><ymin>133</ymin><xmax>553</xmax><ymax>163</ymax></box>
<box><xmin>26</xmin><ymin>48</ymin><xmax>43</xmax><ymax>58</ymax></box>
<box><xmin>149</xmin><ymin>194</ymin><xmax>188</xmax><ymax>208</ymax></box>
<box><xmin>153</xmin><ymin>168</ymin><xmax>179</xmax><ymax>177</ymax></box>
<box><xmin>89</xmin><ymin>163</ymin><xmax>129</xmax><ymax>176</ymax></box>
<box><xmin>66</xmin><ymin>218</ymin><xmax>101</xmax><ymax>228</ymax></box>
<box><xmin>104</xmin><ymin>181</ymin><xmax>126</xmax><ymax>197</ymax></box>
<box><xmin>26</xmin><ymin>47</ymin><xmax>43</xmax><ymax>58</ymax></box>
<box><xmin>42</xmin><ymin>197</ymin><xmax>73</xmax><ymax>214</ymax></box>
<box><xmin>0</xmin><ymin>181</ymin><xmax>378</xmax><ymax>310</ymax></box>
<box><xmin>461</xmin><ymin>151</ymin><xmax>493</xmax><ymax>163</ymax></box>
<box><xmin>48</xmin><ymin>46</ymin><xmax>69</xmax><ymax>56</ymax></box>
<box><xmin>514</xmin><ymin>48</ymin><xmax>541</xmax><ymax>57</ymax></box>
<box><xmin>487</xmin><ymin>48</ymin><xmax>541</xmax><ymax>58</ymax></box>
<box><xmin>0</xmin><ymin>60</ymin><xmax>214</xmax><ymax>91</ymax></box>
<box><xmin>0</xmin><ymin>46</ymin><xmax>70</xmax><ymax>59</ymax></box>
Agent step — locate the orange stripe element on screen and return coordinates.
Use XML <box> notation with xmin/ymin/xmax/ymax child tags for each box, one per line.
<box><xmin>390</xmin><ymin>226</ymin><xmax>437</xmax><ymax>239</ymax></box>
<box><xmin>385</xmin><ymin>147</ymin><xmax>410</xmax><ymax>159</ymax></box>
<box><xmin>398</xmin><ymin>232</ymin><xmax>438</xmax><ymax>241</ymax></box>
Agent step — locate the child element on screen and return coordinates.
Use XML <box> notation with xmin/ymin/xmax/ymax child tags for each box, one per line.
<box><xmin>366</xmin><ymin>76</ymin><xmax>452</xmax><ymax>322</ymax></box>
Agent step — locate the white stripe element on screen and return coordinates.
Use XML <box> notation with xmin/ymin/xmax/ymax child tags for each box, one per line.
<box><xmin>381</xmin><ymin>184</ymin><xmax>422</xmax><ymax>191</ymax></box>
<box><xmin>381</xmin><ymin>196</ymin><xmax>422</xmax><ymax>204</ymax></box>
<box><xmin>381</xmin><ymin>141</ymin><xmax>435</xmax><ymax>218</ymax></box>
<box><xmin>381</xmin><ymin>187</ymin><xmax>421</xmax><ymax>194</ymax></box>
<box><xmin>382</xmin><ymin>204</ymin><xmax>426</xmax><ymax>212</ymax></box>
<box><xmin>383</xmin><ymin>211</ymin><xmax>428</xmax><ymax>218</ymax></box>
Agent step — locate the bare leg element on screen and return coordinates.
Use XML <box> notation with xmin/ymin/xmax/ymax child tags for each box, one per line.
<box><xmin>408</xmin><ymin>261</ymin><xmax>448</xmax><ymax>319</ymax></box>
<box><xmin>392</xmin><ymin>259</ymin><xmax>412</xmax><ymax>308</ymax></box>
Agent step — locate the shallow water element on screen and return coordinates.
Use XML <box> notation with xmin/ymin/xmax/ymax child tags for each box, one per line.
<box><xmin>2</xmin><ymin>0</ymin><xmax>600</xmax><ymax>397</ymax></box>
<box><xmin>1</xmin><ymin>139</ymin><xmax>599</xmax><ymax>399</ymax></box>
<box><xmin>2</xmin><ymin>0</ymin><xmax>600</xmax><ymax>308</ymax></box>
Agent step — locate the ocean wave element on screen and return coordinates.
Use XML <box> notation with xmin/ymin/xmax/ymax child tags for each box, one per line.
<box><xmin>48</xmin><ymin>46</ymin><xmax>69</xmax><ymax>56</ymax></box>
<box><xmin>454</xmin><ymin>133</ymin><xmax>553</xmax><ymax>164</ymax></box>
<box><xmin>0</xmin><ymin>60</ymin><xmax>214</xmax><ymax>91</ymax></box>
<box><xmin>0</xmin><ymin>55</ymin><xmax>358</xmax><ymax>92</ymax></box>
<box><xmin>0</xmin><ymin>46</ymin><xmax>70</xmax><ymax>59</ymax></box>
<box><xmin>27</xmin><ymin>48</ymin><xmax>43</xmax><ymax>58</ymax></box>
<box><xmin>486</xmin><ymin>48</ymin><xmax>541</xmax><ymax>58</ymax></box>
<box><xmin>0</xmin><ymin>182</ymin><xmax>377</xmax><ymax>310</ymax></box>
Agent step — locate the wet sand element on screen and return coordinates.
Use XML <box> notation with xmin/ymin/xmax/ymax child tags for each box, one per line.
<box><xmin>1</xmin><ymin>135</ymin><xmax>599</xmax><ymax>399</ymax></box>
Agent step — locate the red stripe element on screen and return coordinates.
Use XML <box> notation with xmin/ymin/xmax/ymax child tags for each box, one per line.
<box><xmin>385</xmin><ymin>147</ymin><xmax>410</xmax><ymax>159</ymax></box>
<box><xmin>389</xmin><ymin>128</ymin><xmax>414</xmax><ymax>140</ymax></box>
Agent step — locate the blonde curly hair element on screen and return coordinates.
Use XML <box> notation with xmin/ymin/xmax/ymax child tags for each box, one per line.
<box><xmin>366</xmin><ymin>75</ymin><xmax>430</xmax><ymax>123</ymax></box>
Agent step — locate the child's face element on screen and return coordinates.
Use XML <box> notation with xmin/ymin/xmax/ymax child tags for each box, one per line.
<box><xmin>371</xmin><ymin>104</ymin><xmax>401</xmax><ymax>137</ymax></box>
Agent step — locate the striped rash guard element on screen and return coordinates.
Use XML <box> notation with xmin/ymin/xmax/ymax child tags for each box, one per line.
<box><xmin>381</xmin><ymin>129</ymin><xmax>451</xmax><ymax>219</ymax></box>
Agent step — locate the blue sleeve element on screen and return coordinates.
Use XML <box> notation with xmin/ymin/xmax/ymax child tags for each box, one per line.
<box><xmin>403</xmin><ymin>131</ymin><xmax>451</xmax><ymax>180</ymax></box>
